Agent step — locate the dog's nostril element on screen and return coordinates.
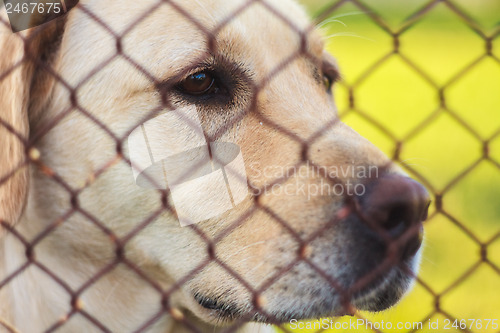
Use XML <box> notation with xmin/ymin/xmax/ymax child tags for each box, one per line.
<box><xmin>359</xmin><ymin>174</ymin><xmax>430</xmax><ymax>255</ymax></box>
<box><xmin>385</xmin><ymin>204</ymin><xmax>411</xmax><ymax>234</ymax></box>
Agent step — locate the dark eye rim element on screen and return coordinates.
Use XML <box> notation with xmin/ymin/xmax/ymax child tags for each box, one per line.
<box><xmin>321</xmin><ymin>57</ymin><xmax>340</xmax><ymax>93</ymax></box>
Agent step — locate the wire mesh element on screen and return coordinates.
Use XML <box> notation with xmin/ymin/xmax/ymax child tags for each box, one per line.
<box><xmin>0</xmin><ymin>0</ymin><xmax>499</xmax><ymax>332</ymax></box>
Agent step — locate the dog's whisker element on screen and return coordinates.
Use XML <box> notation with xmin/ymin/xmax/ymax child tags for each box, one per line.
<box><xmin>421</xmin><ymin>254</ymin><xmax>436</xmax><ymax>268</ymax></box>
<box><xmin>318</xmin><ymin>19</ymin><xmax>347</xmax><ymax>29</ymax></box>
<box><xmin>400</xmin><ymin>157</ymin><xmax>428</xmax><ymax>161</ymax></box>
<box><xmin>102</xmin><ymin>269</ymin><xmax>129</xmax><ymax>306</ymax></box>
<box><xmin>401</xmin><ymin>163</ymin><xmax>424</xmax><ymax>167</ymax></box>
<box><xmin>399</xmin><ymin>157</ymin><xmax>429</xmax><ymax>164</ymax></box>
<box><xmin>316</xmin><ymin>11</ymin><xmax>367</xmax><ymax>28</ymax></box>
<box><xmin>192</xmin><ymin>0</ymin><xmax>218</xmax><ymax>25</ymax></box>
<box><xmin>223</xmin><ymin>240</ymin><xmax>267</xmax><ymax>260</ymax></box>
<box><xmin>324</xmin><ymin>32</ymin><xmax>375</xmax><ymax>42</ymax></box>
<box><xmin>398</xmin><ymin>161</ymin><xmax>429</xmax><ymax>169</ymax></box>
<box><xmin>245</xmin><ymin>261</ymin><xmax>266</xmax><ymax>276</ymax></box>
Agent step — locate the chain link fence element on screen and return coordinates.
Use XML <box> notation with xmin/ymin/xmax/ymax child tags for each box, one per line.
<box><xmin>305</xmin><ymin>0</ymin><xmax>500</xmax><ymax>332</ymax></box>
<box><xmin>0</xmin><ymin>0</ymin><xmax>499</xmax><ymax>332</ymax></box>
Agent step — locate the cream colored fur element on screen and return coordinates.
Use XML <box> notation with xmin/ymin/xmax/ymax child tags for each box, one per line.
<box><xmin>0</xmin><ymin>1</ymin><xmax>417</xmax><ymax>332</ymax></box>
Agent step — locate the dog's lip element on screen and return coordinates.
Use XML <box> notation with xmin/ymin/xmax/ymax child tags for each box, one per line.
<box><xmin>192</xmin><ymin>271</ymin><xmax>409</xmax><ymax>322</ymax></box>
<box><xmin>350</xmin><ymin>263</ymin><xmax>414</xmax><ymax>312</ymax></box>
<box><xmin>192</xmin><ymin>256</ymin><xmax>417</xmax><ymax>322</ymax></box>
<box><xmin>193</xmin><ymin>292</ymin><xmax>241</xmax><ymax>320</ymax></box>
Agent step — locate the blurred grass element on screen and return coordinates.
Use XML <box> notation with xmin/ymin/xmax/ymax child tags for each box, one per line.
<box><xmin>278</xmin><ymin>1</ymin><xmax>500</xmax><ymax>332</ymax></box>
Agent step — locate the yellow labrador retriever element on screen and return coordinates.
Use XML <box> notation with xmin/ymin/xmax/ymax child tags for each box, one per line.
<box><xmin>0</xmin><ymin>0</ymin><xmax>430</xmax><ymax>332</ymax></box>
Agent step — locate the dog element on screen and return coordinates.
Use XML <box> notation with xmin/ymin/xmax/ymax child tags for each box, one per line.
<box><xmin>0</xmin><ymin>0</ymin><xmax>430</xmax><ymax>332</ymax></box>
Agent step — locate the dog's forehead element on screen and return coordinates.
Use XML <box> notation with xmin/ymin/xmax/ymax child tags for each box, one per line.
<box><xmin>152</xmin><ymin>0</ymin><xmax>324</xmax><ymax>63</ymax></box>
<box><xmin>61</xmin><ymin>0</ymin><xmax>324</xmax><ymax>89</ymax></box>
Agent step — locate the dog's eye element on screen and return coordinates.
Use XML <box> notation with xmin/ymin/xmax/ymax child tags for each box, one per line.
<box><xmin>323</xmin><ymin>74</ymin><xmax>333</xmax><ymax>92</ymax></box>
<box><xmin>179</xmin><ymin>72</ymin><xmax>216</xmax><ymax>95</ymax></box>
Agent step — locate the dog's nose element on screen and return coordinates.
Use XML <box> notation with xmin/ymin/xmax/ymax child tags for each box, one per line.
<box><xmin>358</xmin><ymin>174</ymin><xmax>430</xmax><ymax>259</ymax></box>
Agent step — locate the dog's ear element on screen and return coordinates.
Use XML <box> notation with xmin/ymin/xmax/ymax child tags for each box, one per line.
<box><xmin>0</xmin><ymin>8</ymin><xmax>67</xmax><ymax>233</ymax></box>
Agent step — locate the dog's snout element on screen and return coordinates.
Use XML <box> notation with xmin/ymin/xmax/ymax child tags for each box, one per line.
<box><xmin>359</xmin><ymin>174</ymin><xmax>430</xmax><ymax>258</ymax></box>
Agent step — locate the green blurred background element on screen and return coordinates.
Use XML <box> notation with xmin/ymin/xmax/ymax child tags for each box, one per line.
<box><xmin>278</xmin><ymin>0</ymin><xmax>500</xmax><ymax>332</ymax></box>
